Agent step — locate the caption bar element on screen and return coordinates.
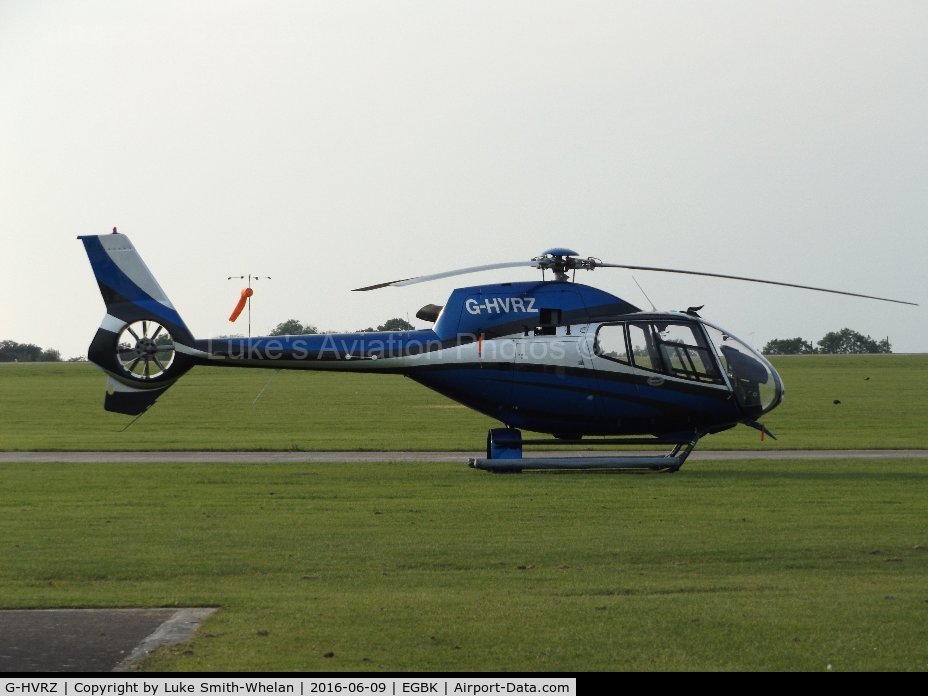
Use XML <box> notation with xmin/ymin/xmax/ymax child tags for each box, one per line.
<box><xmin>1</xmin><ymin>680</ymin><xmax>576</xmax><ymax>696</ymax></box>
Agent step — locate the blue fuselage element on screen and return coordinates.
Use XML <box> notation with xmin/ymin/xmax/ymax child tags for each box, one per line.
<box><xmin>192</xmin><ymin>281</ymin><xmax>783</xmax><ymax>438</ymax></box>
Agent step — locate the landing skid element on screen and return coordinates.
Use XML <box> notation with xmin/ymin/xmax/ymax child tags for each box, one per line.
<box><xmin>469</xmin><ymin>428</ymin><xmax>700</xmax><ymax>474</ymax></box>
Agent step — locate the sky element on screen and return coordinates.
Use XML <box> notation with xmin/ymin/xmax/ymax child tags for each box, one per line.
<box><xmin>2</xmin><ymin>0</ymin><xmax>926</xmax><ymax>359</ymax></box>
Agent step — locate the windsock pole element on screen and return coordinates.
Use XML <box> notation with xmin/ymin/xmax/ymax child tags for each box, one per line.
<box><xmin>227</xmin><ymin>274</ymin><xmax>271</xmax><ymax>337</ymax></box>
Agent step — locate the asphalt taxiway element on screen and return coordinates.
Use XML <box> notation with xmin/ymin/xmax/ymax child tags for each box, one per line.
<box><xmin>0</xmin><ymin>608</ymin><xmax>216</xmax><ymax>672</ymax></box>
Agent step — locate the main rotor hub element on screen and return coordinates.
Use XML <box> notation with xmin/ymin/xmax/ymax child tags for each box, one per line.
<box><xmin>532</xmin><ymin>248</ymin><xmax>599</xmax><ymax>281</ymax></box>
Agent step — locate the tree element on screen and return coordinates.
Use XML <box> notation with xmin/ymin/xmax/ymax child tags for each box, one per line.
<box><xmin>762</xmin><ymin>337</ymin><xmax>816</xmax><ymax>355</ymax></box>
<box><xmin>359</xmin><ymin>318</ymin><xmax>415</xmax><ymax>332</ymax></box>
<box><xmin>0</xmin><ymin>340</ymin><xmax>62</xmax><ymax>362</ymax></box>
<box><xmin>817</xmin><ymin>329</ymin><xmax>891</xmax><ymax>354</ymax></box>
<box><xmin>377</xmin><ymin>318</ymin><xmax>415</xmax><ymax>331</ymax></box>
<box><xmin>40</xmin><ymin>348</ymin><xmax>61</xmax><ymax>362</ymax></box>
<box><xmin>268</xmin><ymin>319</ymin><xmax>318</xmax><ymax>336</ymax></box>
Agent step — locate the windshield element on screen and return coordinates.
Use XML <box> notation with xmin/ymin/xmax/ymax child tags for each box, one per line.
<box><xmin>702</xmin><ymin>322</ymin><xmax>783</xmax><ymax>414</ymax></box>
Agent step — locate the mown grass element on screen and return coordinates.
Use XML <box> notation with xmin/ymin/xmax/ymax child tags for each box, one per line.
<box><xmin>1</xmin><ymin>355</ymin><xmax>926</xmax><ymax>450</ymax></box>
<box><xmin>0</xmin><ymin>363</ymin><xmax>490</xmax><ymax>450</ymax></box>
<box><xmin>0</xmin><ymin>459</ymin><xmax>926</xmax><ymax>671</ymax></box>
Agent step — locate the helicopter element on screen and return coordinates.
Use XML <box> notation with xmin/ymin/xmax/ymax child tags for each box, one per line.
<box><xmin>78</xmin><ymin>233</ymin><xmax>915</xmax><ymax>473</ymax></box>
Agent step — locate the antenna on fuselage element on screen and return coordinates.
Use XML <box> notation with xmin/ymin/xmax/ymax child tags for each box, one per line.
<box><xmin>632</xmin><ymin>276</ymin><xmax>658</xmax><ymax>311</ymax></box>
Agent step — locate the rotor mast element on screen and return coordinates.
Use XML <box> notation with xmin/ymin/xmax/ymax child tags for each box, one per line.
<box><xmin>532</xmin><ymin>248</ymin><xmax>582</xmax><ymax>282</ymax></box>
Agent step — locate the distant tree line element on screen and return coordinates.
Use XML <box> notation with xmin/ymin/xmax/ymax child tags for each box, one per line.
<box><xmin>358</xmin><ymin>318</ymin><xmax>415</xmax><ymax>332</ymax></box>
<box><xmin>267</xmin><ymin>318</ymin><xmax>415</xmax><ymax>335</ymax></box>
<box><xmin>268</xmin><ymin>319</ymin><xmax>318</xmax><ymax>336</ymax></box>
<box><xmin>763</xmin><ymin>329</ymin><xmax>891</xmax><ymax>355</ymax></box>
<box><xmin>0</xmin><ymin>340</ymin><xmax>62</xmax><ymax>362</ymax></box>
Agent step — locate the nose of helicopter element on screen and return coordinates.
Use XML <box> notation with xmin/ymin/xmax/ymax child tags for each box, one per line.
<box><xmin>702</xmin><ymin>321</ymin><xmax>784</xmax><ymax>417</ymax></box>
<box><xmin>736</xmin><ymin>349</ymin><xmax>784</xmax><ymax>417</ymax></box>
<box><xmin>761</xmin><ymin>363</ymin><xmax>785</xmax><ymax>415</ymax></box>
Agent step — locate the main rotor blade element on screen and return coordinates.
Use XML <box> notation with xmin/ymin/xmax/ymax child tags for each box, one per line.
<box><xmin>353</xmin><ymin>261</ymin><xmax>535</xmax><ymax>291</ymax></box>
<box><xmin>592</xmin><ymin>262</ymin><xmax>918</xmax><ymax>306</ymax></box>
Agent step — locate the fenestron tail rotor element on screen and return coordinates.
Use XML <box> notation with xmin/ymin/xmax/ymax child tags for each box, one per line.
<box><xmin>116</xmin><ymin>320</ymin><xmax>176</xmax><ymax>380</ymax></box>
<box><xmin>353</xmin><ymin>247</ymin><xmax>918</xmax><ymax>306</ymax></box>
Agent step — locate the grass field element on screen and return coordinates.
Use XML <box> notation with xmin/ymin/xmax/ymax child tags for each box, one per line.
<box><xmin>1</xmin><ymin>354</ymin><xmax>927</xmax><ymax>451</ymax></box>
<box><xmin>0</xmin><ymin>458</ymin><xmax>926</xmax><ymax>671</ymax></box>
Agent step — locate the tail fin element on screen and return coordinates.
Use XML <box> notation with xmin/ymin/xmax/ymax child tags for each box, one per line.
<box><xmin>79</xmin><ymin>233</ymin><xmax>197</xmax><ymax>414</ymax></box>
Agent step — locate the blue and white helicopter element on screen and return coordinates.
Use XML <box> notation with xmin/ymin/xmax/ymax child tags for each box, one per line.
<box><xmin>79</xmin><ymin>233</ymin><xmax>914</xmax><ymax>472</ymax></box>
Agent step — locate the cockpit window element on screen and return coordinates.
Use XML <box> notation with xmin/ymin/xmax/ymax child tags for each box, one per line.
<box><xmin>649</xmin><ymin>322</ymin><xmax>723</xmax><ymax>383</ymax></box>
<box><xmin>661</xmin><ymin>325</ymin><xmax>719</xmax><ymax>381</ymax></box>
<box><xmin>628</xmin><ymin>323</ymin><xmax>660</xmax><ymax>371</ymax></box>
<box><xmin>595</xmin><ymin>320</ymin><xmax>724</xmax><ymax>384</ymax></box>
<box><xmin>595</xmin><ymin>319</ymin><xmax>784</xmax><ymax>412</ymax></box>
<box><xmin>594</xmin><ymin>323</ymin><xmax>630</xmax><ymax>363</ymax></box>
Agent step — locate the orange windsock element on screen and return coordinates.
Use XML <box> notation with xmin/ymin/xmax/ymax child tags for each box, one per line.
<box><xmin>229</xmin><ymin>287</ymin><xmax>254</xmax><ymax>322</ymax></box>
